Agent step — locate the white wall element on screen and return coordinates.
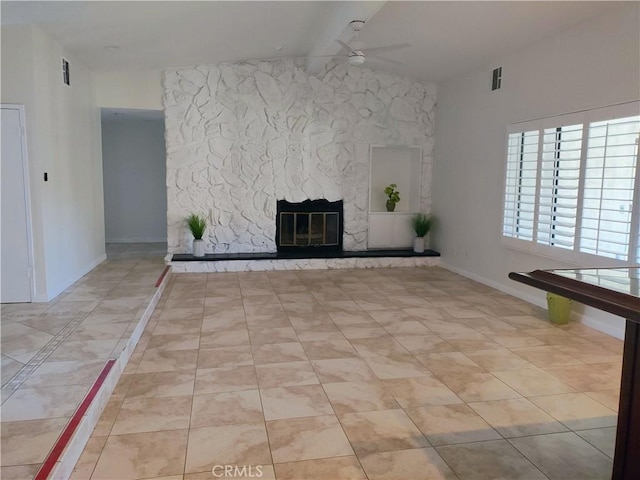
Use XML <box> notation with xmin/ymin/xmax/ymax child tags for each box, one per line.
<box><xmin>102</xmin><ymin>116</ymin><xmax>167</xmax><ymax>243</ymax></box>
<box><xmin>432</xmin><ymin>4</ymin><xmax>640</xmax><ymax>338</ymax></box>
<box><xmin>94</xmin><ymin>69</ymin><xmax>164</xmax><ymax>110</ymax></box>
<box><xmin>163</xmin><ymin>60</ymin><xmax>436</xmax><ymax>254</ymax></box>
<box><xmin>1</xmin><ymin>25</ymin><xmax>105</xmax><ymax>301</ymax></box>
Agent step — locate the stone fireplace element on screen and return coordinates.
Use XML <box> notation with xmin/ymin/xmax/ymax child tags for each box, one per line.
<box><xmin>276</xmin><ymin>199</ymin><xmax>343</xmax><ymax>253</ymax></box>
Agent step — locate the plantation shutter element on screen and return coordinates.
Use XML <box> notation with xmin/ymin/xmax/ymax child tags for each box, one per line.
<box><xmin>579</xmin><ymin>115</ymin><xmax>640</xmax><ymax>261</ymax></box>
<box><xmin>503</xmin><ymin>130</ymin><xmax>539</xmax><ymax>240</ymax></box>
<box><xmin>536</xmin><ymin>124</ymin><xmax>583</xmax><ymax>249</ymax></box>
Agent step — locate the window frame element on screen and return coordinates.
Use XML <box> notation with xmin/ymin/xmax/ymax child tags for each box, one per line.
<box><xmin>501</xmin><ymin>101</ymin><xmax>640</xmax><ymax>267</ymax></box>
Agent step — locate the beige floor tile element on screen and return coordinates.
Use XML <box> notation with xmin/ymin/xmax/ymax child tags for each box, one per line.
<box><xmin>491</xmin><ymin>332</ymin><xmax>545</xmax><ymax>348</ymax></box>
<box><xmin>267</xmin><ymin>415</ymin><xmax>354</xmax><ymax>463</ymax></box>
<box><xmin>339</xmin><ymin>324</ymin><xmax>388</xmax><ymax>339</ymax></box>
<box><xmin>329</xmin><ymin>311</ymin><xmax>378</xmax><ymax>327</ymax></box>
<box><xmin>553</xmin><ymin>344</ymin><xmax>621</xmax><ymax>364</ymax></box>
<box><xmin>511</xmin><ymin>345</ymin><xmax>584</xmax><ymax>368</ymax></box>
<box><xmin>492</xmin><ymin>367</ymin><xmax>576</xmax><ymax>397</ymax></box>
<box><xmin>0</xmin><ymin>355</ymin><xmax>23</xmax><ymax>386</ymax></box>
<box><xmin>530</xmin><ymin>393</ymin><xmax>617</xmax><ymax>430</ymax></box>
<box><xmin>197</xmin><ymin>346</ymin><xmax>254</xmax><ymax>368</ymax></box>
<box><xmin>261</xmin><ymin>384</ymin><xmax>333</xmax><ymax>420</ymax></box>
<box><xmin>70</xmin><ymin>435</ymin><xmax>108</xmax><ymax>479</ymax></box>
<box><xmin>248</xmin><ymin>326</ymin><xmax>298</xmax><ymax>344</ymax></box>
<box><xmin>92</xmin><ymin>399</ymin><xmax>122</xmax><ymax>436</ymax></box>
<box><xmin>362</xmin><ymin>354</ymin><xmax>432</xmax><ymax>380</ymax></box>
<box><xmin>294</xmin><ymin>324</ymin><xmax>346</xmax><ymax>342</ymax></box>
<box><xmin>1</xmin><ymin>417</ymin><xmax>69</xmax><ymax>466</ymax></box>
<box><xmin>576</xmin><ymin>426</ymin><xmax>616</xmax><ymax>458</ymax></box>
<box><xmin>382</xmin><ymin>320</ymin><xmax>432</xmax><ymax>336</ymax></box>
<box><xmin>111</xmin><ymin>396</ymin><xmax>192</xmax><ymax>435</ymax></box>
<box><xmin>146</xmin><ymin>332</ymin><xmax>201</xmax><ymax>351</ymax></box>
<box><xmin>1</xmin><ymin>328</ymin><xmax>54</xmax><ymax>364</ymax></box>
<box><xmin>126</xmin><ymin>371</ymin><xmax>195</xmax><ymax>399</ymax></box>
<box><xmin>323</xmin><ymin>381</ymin><xmax>398</xmax><ymax>413</ymax></box>
<box><xmin>406</xmin><ymin>403</ymin><xmax>501</xmax><ymax>445</ymax></box>
<box><xmin>157</xmin><ymin>307</ymin><xmax>204</xmax><ymax>322</ymax></box>
<box><xmin>274</xmin><ymin>456</ymin><xmax>366</xmax><ymax>480</ymax></box>
<box><xmin>383</xmin><ymin>376</ymin><xmax>462</xmax><ymax>408</ymax></box>
<box><xmin>585</xmin><ymin>389</ymin><xmax>620</xmax><ymax>412</ymax></box>
<box><xmin>439</xmin><ymin>372</ymin><xmax>521</xmax><ymax>402</ymax></box>
<box><xmin>194</xmin><ymin>365</ymin><xmax>258</xmax><ymax>394</ymax></box>
<box><xmin>92</xmin><ymin>429</ymin><xmax>188</xmax><ymax>480</ymax></box>
<box><xmin>544</xmin><ymin>363</ymin><xmax>621</xmax><ymax>391</ymax></box>
<box><xmin>201</xmin><ymin>314</ymin><xmax>246</xmax><ymax>332</ymax></box>
<box><xmin>191</xmin><ymin>389</ymin><xmax>263</xmax><ymax>428</ymax></box>
<box><xmin>199</xmin><ymin>328</ymin><xmax>250</xmax><ymax>348</ymax></box>
<box><xmin>465</xmin><ymin>348</ymin><xmax>535</xmax><ymax>371</ymax></box>
<box><xmin>439</xmin><ymin>332</ymin><xmax>502</xmax><ymax>352</ymax></box>
<box><xmin>468</xmin><ymin>397</ymin><xmax>568</xmax><ymax>437</ymax></box>
<box><xmin>510</xmin><ymin>431</ymin><xmax>613</xmax><ymax>479</ymax></box>
<box><xmin>136</xmin><ymin>349</ymin><xmax>198</xmax><ymax>373</ymax></box>
<box><xmin>416</xmin><ymin>351</ymin><xmax>485</xmax><ymax>376</ymax></box>
<box><xmin>350</xmin><ymin>336</ymin><xmax>409</xmax><ymax>357</ymax></box>
<box><xmin>359</xmin><ymin>447</ymin><xmax>457</xmax><ymax>480</ymax></box>
<box><xmin>339</xmin><ymin>409</ymin><xmax>428</xmax><ymax>455</ymax></box>
<box><xmin>46</xmin><ymin>339</ymin><xmax>119</xmax><ymax>362</ymax></box>
<box><xmin>391</xmin><ymin>335</ymin><xmax>455</xmax><ymax>355</ymax></box>
<box><xmin>256</xmin><ymin>361</ymin><xmax>319</xmax><ymax>388</ymax></box>
<box><xmin>436</xmin><ymin>439</ymin><xmax>546</xmax><ymax>479</ymax></box>
<box><xmin>23</xmin><ymin>359</ymin><xmax>105</xmax><ymax>387</ymax></box>
<box><xmin>1</xmin><ymin>464</ymin><xmax>41</xmax><ymax>480</ymax></box>
<box><xmin>1</xmin><ymin>384</ymin><xmax>90</xmax><ymax>421</ymax></box>
<box><xmin>301</xmin><ymin>339</ymin><xmax>358</xmax><ymax>360</ymax></box>
<box><xmin>311</xmin><ymin>358</ymin><xmax>377</xmax><ymax>383</ymax></box>
<box><xmin>252</xmin><ymin>342</ymin><xmax>308</xmax><ymax>364</ymax></box>
<box><xmin>185</xmin><ymin>423</ymin><xmax>271</xmax><ymax>473</ymax></box>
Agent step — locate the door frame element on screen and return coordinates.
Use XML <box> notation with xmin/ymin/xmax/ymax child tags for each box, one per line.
<box><xmin>2</xmin><ymin>104</ymin><xmax>35</xmax><ymax>302</ymax></box>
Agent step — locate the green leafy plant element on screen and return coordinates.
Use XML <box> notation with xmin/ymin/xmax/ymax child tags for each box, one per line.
<box><xmin>384</xmin><ymin>184</ymin><xmax>400</xmax><ymax>203</ymax></box>
<box><xmin>186</xmin><ymin>214</ymin><xmax>207</xmax><ymax>240</ymax></box>
<box><xmin>410</xmin><ymin>213</ymin><xmax>432</xmax><ymax>237</ymax></box>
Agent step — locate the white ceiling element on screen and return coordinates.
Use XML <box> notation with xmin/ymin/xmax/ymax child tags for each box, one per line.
<box><xmin>2</xmin><ymin>1</ymin><xmax>624</xmax><ymax>83</ymax></box>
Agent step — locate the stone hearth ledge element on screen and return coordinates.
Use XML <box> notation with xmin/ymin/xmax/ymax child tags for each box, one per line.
<box><xmin>167</xmin><ymin>255</ymin><xmax>440</xmax><ymax>272</ymax></box>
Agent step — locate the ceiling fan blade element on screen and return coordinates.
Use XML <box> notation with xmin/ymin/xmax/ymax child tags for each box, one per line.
<box><xmin>336</xmin><ymin>39</ymin><xmax>356</xmax><ymax>54</ymax></box>
<box><xmin>368</xmin><ymin>55</ymin><xmax>402</xmax><ymax>65</ymax></box>
<box><xmin>362</xmin><ymin>43</ymin><xmax>410</xmax><ymax>55</ymax></box>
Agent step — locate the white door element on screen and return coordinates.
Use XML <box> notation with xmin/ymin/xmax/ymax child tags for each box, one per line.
<box><xmin>1</xmin><ymin>106</ymin><xmax>33</xmax><ymax>302</ymax></box>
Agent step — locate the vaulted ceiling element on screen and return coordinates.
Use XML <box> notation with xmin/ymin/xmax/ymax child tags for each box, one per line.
<box><xmin>2</xmin><ymin>1</ymin><xmax>623</xmax><ymax>83</ymax></box>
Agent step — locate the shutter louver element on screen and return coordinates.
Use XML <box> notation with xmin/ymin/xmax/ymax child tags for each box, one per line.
<box><xmin>503</xmin><ymin>131</ymin><xmax>539</xmax><ymax>240</ymax></box>
<box><xmin>580</xmin><ymin>116</ymin><xmax>640</xmax><ymax>261</ymax></box>
<box><xmin>536</xmin><ymin>124</ymin><xmax>583</xmax><ymax>249</ymax></box>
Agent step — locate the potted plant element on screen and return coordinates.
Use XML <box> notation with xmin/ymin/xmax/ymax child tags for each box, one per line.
<box><xmin>410</xmin><ymin>213</ymin><xmax>432</xmax><ymax>253</ymax></box>
<box><xmin>384</xmin><ymin>184</ymin><xmax>400</xmax><ymax>212</ymax></box>
<box><xmin>186</xmin><ymin>213</ymin><xmax>207</xmax><ymax>257</ymax></box>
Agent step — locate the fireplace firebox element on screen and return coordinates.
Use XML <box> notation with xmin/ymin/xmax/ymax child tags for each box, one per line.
<box><xmin>276</xmin><ymin>199</ymin><xmax>343</xmax><ymax>253</ymax></box>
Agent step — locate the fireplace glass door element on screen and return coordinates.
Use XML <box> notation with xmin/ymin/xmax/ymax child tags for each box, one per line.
<box><xmin>279</xmin><ymin>212</ymin><xmax>339</xmax><ymax>247</ymax></box>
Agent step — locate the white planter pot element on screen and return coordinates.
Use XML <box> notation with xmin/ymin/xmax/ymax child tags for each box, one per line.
<box><xmin>193</xmin><ymin>239</ymin><xmax>205</xmax><ymax>257</ymax></box>
<box><xmin>413</xmin><ymin>237</ymin><xmax>425</xmax><ymax>253</ymax></box>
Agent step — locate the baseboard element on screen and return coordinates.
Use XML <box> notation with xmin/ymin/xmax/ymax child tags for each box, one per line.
<box><xmin>105</xmin><ymin>237</ymin><xmax>167</xmax><ymax>243</ymax></box>
<box><xmin>440</xmin><ymin>262</ymin><xmax>624</xmax><ymax>340</ymax></box>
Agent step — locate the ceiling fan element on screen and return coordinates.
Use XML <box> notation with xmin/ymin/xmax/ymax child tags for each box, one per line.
<box><xmin>333</xmin><ymin>20</ymin><xmax>410</xmax><ymax>66</ymax></box>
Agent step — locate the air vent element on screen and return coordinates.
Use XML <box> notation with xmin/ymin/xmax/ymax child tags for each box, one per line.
<box><xmin>62</xmin><ymin>59</ymin><xmax>70</xmax><ymax>86</ymax></box>
<box><xmin>492</xmin><ymin>66</ymin><xmax>502</xmax><ymax>91</ymax></box>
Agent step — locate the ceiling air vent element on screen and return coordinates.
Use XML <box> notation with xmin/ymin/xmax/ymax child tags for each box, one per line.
<box><xmin>492</xmin><ymin>66</ymin><xmax>502</xmax><ymax>91</ymax></box>
<box><xmin>62</xmin><ymin>59</ymin><xmax>70</xmax><ymax>86</ymax></box>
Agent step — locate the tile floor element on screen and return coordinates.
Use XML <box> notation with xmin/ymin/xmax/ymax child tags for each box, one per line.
<box><xmin>1</xmin><ymin>243</ymin><xmax>168</xmax><ymax>479</ymax></box>
<box><xmin>68</xmin><ymin>266</ymin><xmax>621</xmax><ymax>480</ymax></box>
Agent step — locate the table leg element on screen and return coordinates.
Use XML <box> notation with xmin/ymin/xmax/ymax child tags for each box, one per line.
<box><xmin>612</xmin><ymin>319</ymin><xmax>640</xmax><ymax>480</ymax></box>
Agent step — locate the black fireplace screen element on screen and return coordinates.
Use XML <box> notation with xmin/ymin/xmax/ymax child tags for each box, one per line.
<box><xmin>276</xmin><ymin>199</ymin><xmax>343</xmax><ymax>252</ymax></box>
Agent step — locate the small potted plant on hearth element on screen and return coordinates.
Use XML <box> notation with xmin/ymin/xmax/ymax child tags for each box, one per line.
<box><xmin>384</xmin><ymin>184</ymin><xmax>400</xmax><ymax>212</ymax></box>
<box><xmin>410</xmin><ymin>213</ymin><xmax>432</xmax><ymax>253</ymax></box>
<box><xmin>187</xmin><ymin>213</ymin><xmax>207</xmax><ymax>257</ymax></box>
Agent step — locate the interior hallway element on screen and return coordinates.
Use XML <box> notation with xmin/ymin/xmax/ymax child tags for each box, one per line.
<box><xmin>70</xmin><ymin>266</ymin><xmax>621</xmax><ymax>480</ymax></box>
<box><xmin>1</xmin><ymin>243</ymin><xmax>167</xmax><ymax>479</ymax></box>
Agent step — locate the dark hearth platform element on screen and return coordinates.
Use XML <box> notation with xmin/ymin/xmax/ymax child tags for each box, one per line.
<box><xmin>172</xmin><ymin>249</ymin><xmax>440</xmax><ymax>262</ymax></box>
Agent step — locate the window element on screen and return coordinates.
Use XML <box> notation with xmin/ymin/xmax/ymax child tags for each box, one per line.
<box><xmin>502</xmin><ymin>102</ymin><xmax>640</xmax><ymax>264</ymax></box>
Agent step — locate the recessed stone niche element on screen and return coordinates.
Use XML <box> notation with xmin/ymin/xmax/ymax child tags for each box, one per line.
<box><xmin>163</xmin><ymin>58</ymin><xmax>436</xmax><ymax>255</ymax></box>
